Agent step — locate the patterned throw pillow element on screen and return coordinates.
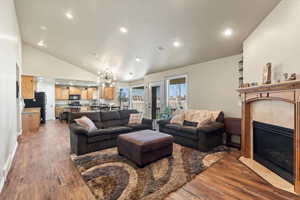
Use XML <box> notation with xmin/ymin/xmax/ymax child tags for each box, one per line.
<box><xmin>210</xmin><ymin>110</ymin><xmax>221</xmax><ymax>121</ymax></box>
<box><xmin>170</xmin><ymin>112</ymin><xmax>185</xmax><ymax>125</ymax></box>
<box><xmin>196</xmin><ymin>116</ymin><xmax>212</xmax><ymax>128</ymax></box>
<box><xmin>74</xmin><ymin>116</ymin><xmax>97</xmax><ymax>132</ymax></box>
<box><xmin>129</xmin><ymin>113</ymin><xmax>143</xmax><ymax>124</ymax></box>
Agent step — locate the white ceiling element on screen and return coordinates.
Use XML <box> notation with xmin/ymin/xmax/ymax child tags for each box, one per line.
<box><xmin>15</xmin><ymin>0</ymin><xmax>281</xmax><ymax>81</ymax></box>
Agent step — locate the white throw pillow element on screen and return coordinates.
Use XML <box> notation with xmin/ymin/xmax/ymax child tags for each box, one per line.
<box><xmin>170</xmin><ymin>113</ymin><xmax>185</xmax><ymax>125</ymax></box>
<box><xmin>129</xmin><ymin>113</ymin><xmax>143</xmax><ymax>124</ymax></box>
<box><xmin>74</xmin><ymin>116</ymin><xmax>97</xmax><ymax>132</ymax></box>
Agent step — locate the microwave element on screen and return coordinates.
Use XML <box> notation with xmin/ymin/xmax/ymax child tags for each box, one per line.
<box><xmin>69</xmin><ymin>95</ymin><xmax>81</xmax><ymax>100</ymax></box>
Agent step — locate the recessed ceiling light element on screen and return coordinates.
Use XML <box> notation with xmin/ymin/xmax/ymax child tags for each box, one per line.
<box><xmin>135</xmin><ymin>57</ymin><xmax>141</xmax><ymax>62</ymax></box>
<box><xmin>38</xmin><ymin>40</ymin><xmax>46</xmax><ymax>47</ymax></box>
<box><xmin>224</xmin><ymin>28</ymin><xmax>233</xmax><ymax>37</ymax></box>
<box><xmin>120</xmin><ymin>27</ymin><xmax>128</xmax><ymax>34</ymax></box>
<box><xmin>173</xmin><ymin>41</ymin><xmax>181</xmax><ymax>47</ymax></box>
<box><xmin>65</xmin><ymin>12</ymin><xmax>74</xmax><ymax>20</ymax></box>
<box><xmin>40</xmin><ymin>26</ymin><xmax>47</xmax><ymax>30</ymax></box>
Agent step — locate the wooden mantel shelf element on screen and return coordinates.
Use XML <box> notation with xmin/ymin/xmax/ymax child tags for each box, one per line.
<box><xmin>237</xmin><ymin>80</ymin><xmax>300</xmax><ymax>93</ymax></box>
<box><xmin>238</xmin><ymin>79</ymin><xmax>300</xmax><ymax>194</ymax></box>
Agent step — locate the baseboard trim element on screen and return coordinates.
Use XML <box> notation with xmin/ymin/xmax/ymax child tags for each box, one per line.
<box><xmin>0</xmin><ymin>141</ymin><xmax>18</xmax><ymax>194</ymax></box>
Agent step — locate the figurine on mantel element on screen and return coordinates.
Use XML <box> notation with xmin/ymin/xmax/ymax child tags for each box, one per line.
<box><xmin>262</xmin><ymin>62</ymin><xmax>272</xmax><ymax>84</ymax></box>
<box><xmin>283</xmin><ymin>73</ymin><xmax>297</xmax><ymax>81</ymax></box>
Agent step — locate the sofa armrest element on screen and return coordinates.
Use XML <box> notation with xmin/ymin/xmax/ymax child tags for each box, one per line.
<box><xmin>197</xmin><ymin>122</ymin><xmax>224</xmax><ymax>134</ymax></box>
<box><xmin>197</xmin><ymin>122</ymin><xmax>224</xmax><ymax>152</ymax></box>
<box><xmin>157</xmin><ymin>119</ymin><xmax>171</xmax><ymax>126</ymax></box>
<box><xmin>69</xmin><ymin>123</ymin><xmax>89</xmax><ymax>136</ymax></box>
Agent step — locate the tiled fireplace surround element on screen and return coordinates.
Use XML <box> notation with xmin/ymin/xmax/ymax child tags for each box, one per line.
<box><xmin>237</xmin><ymin>80</ymin><xmax>300</xmax><ymax>194</ymax></box>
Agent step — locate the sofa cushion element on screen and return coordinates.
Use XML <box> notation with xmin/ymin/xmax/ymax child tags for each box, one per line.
<box><xmin>69</xmin><ymin>112</ymin><xmax>100</xmax><ymax>123</ymax></box>
<box><xmin>100</xmin><ymin>111</ymin><xmax>121</xmax><ymax>121</ymax></box>
<box><xmin>119</xmin><ymin>109</ymin><xmax>138</xmax><ymax>119</ymax></box>
<box><xmin>101</xmin><ymin>120</ymin><xmax>124</xmax><ymax>128</ymax></box>
<box><xmin>164</xmin><ymin>123</ymin><xmax>198</xmax><ymax>140</ymax></box>
<box><xmin>87</xmin><ymin>126</ymin><xmax>132</xmax><ymax>144</ymax></box>
<box><xmin>127</xmin><ymin>123</ymin><xmax>151</xmax><ymax>131</ymax></box>
<box><xmin>180</xmin><ymin>126</ymin><xmax>198</xmax><ymax>139</ymax></box>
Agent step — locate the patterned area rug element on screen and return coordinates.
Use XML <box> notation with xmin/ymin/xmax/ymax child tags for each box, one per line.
<box><xmin>71</xmin><ymin>144</ymin><xmax>229</xmax><ymax>200</ymax></box>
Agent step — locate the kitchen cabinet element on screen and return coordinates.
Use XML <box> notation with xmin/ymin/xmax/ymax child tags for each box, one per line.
<box><xmin>55</xmin><ymin>106</ymin><xmax>64</xmax><ymax>119</ymax></box>
<box><xmin>81</xmin><ymin>88</ymin><xmax>88</xmax><ymax>99</ymax></box>
<box><xmin>103</xmin><ymin>87</ymin><xmax>115</xmax><ymax>100</ymax></box>
<box><xmin>55</xmin><ymin>86</ymin><xmax>69</xmax><ymax>100</ymax></box>
<box><xmin>22</xmin><ymin>108</ymin><xmax>41</xmax><ymax>132</ymax></box>
<box><xmin>21</xmin><ymin>75</ymin><xmax>36</xmax><ymax>99</ymax></box>
<box><xmin>87</xmin><ymin>88</ymin><xmax>97</xmax><ymax>99</ymax></box>
<box><xmin>69</xmin><ymin>86</ymin><xmax>81</xmax><ymax>95</ymax></box>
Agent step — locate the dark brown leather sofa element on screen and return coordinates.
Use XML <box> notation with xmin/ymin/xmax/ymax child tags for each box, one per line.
<box><xmin>69</xmin><ymin>110</ymin><xmax>153</xmax><ymax>155</ymax></box>
<box><xmin>158</xmin><ymin>112</ymin><xmax>225</xmax><ymax>152</ymax></box>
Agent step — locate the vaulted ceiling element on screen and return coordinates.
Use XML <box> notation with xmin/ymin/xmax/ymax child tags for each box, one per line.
<box><xmin>15</xmin><ymin>0</ymin><xmax>281</xmax><ymax>81</ymax></box>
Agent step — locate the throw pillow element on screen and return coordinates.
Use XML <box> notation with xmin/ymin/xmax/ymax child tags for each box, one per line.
<box><xmin>210</xmin><ymin>110</ymin><xmax>222</xmax><ymax>121</ymax></box>
<box><xmin>196</xmin><ymin>116</ymin><xmax>212</xmax><ymax>128</ymax></box>
<box><xmin>183</xmin><ymin>120</ymin><xmax>198</xmax><ymax>127</ymax></box>
<box><xmin>129</xmin><ymin>113</ymin><xmax>143</xmax><ymax>124</ymax></box>
<box><xmin>170</xmin><ymin>113</ymin><xmax>185</xmax><ymax>125</ymax></box>
<box><xmin>74</xmin><ymin>116</ymin><xmax>97</xmax><ymax>132</ymax></box>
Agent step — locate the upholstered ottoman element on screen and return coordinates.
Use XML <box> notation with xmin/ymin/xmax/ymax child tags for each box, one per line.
<box><xmin>117</xmin><ymin>130</ymin><xmax>173</xmax><ymax>167</ymax></box>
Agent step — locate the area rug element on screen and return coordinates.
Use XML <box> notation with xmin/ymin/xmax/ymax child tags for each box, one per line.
<box><xmin>71</xmin><ymin>144</ymin><xmax>229</xmax><ymax>200</ymax></box>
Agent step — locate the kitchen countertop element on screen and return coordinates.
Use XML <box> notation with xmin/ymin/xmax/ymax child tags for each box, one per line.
<box><xmin>22</xmin><ymin>108</ymin><xmax>41</xmax><ymax>114</ymax></box>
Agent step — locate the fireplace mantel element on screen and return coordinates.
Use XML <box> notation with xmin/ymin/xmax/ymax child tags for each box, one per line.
<box><xmin>237</xmin><ymin>80</ymin><xmax>300</xmax><ymax>194</ymax></box>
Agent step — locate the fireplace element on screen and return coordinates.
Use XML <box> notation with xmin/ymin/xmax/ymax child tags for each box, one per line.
<box><xmin>237</xmin><ymin>80</ymin><xmax>300</xmax><ymax>193</ymax></box>
<box><xmin>253</xmin><ymin>121</ymin><xmax>294</xmax><ymax>183</ymax></box>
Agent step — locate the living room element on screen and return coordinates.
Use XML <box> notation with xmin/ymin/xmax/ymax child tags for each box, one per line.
<box><xmin>1</xmin><ymin>0</ymin><xmax>300</xmax><ymax>199</ymax></box>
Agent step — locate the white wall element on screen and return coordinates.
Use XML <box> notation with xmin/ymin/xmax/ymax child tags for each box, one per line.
<box><xmin>243</xmin><ymin>0</ymin><xmax>300</xmax><ymax>83</ymax></box>
<box><xmin>131</xmin><ymin>55</ymin><xmax>242</xmax><ymax>118</ymax></box>
<box><xmin>0</xmin><ymin>0</ymin><xmax>22</xmax><ymax>193</ymax></box>
<box><xmin>22</xmin><ymin>44</ymin><xmax>97</xmax><ymax>81</ymax></box>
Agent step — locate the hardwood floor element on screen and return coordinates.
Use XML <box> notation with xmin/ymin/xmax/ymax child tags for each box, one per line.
<box><xmin>0</xmin><ymin>120</ymin><xmax>299</xmax><ymax>200</ymax></box>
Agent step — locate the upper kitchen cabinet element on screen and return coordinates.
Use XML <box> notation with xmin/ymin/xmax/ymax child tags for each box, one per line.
<box><xmin>55</xmin><ymin>86</ymin><xmax>69</xmax><ymax>100</ymax></box>
<box><xmin>103</xmin><ymin>87</ymin><xmax>115</xmax><ymax>100</ymax></box>
<box><xmin>87</xmin><ymin>88</ymin><xmax>97</xmax><ymax>99</ymax></box>
<box><xmin>69</xmin><ymin>86</ymin><xmax>81</xmax><ymax>95</ymax></box>
<box><xmin>21</xmin><ymin>75</ymin><xmax>36</xmax><ymax>99</ymax></box>
<box><xmin>81</xmin><ymin>88</ymin><xmax>88</xmax><ymax>100</ymax></box>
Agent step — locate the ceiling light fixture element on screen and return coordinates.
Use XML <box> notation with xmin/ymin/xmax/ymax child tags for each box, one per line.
<box><xmin>173</xmin><ymin>41</ymin><xmax>181</xmax><ymax>47</ymax></box>
<box><xmin>38</xmin><ymin>40</ymin><xmax>46</xmax><ymax>47</ymax></box>
<box><xmin>65</xmin><ymin>12</ymin><xmax>74</xmax><ymax>20</ymax></box>
<box><xmin>224</xmin><ymin>28</ymin><xmax>233</xmax><ymax>37</ymax></box>
<box><xmin>40</xmin><ymin>26</ymin><xmax>47</xmax><ymax>30</ymax></box>
<box><xmin>120</xmin><ymin>27</ymin><xmax>128</xmax><ymax>34</ymax></box>
<box><xmin>135</xmin><ymin>57</ymin><xmax>141</xmax><ymax>62</ymax></box>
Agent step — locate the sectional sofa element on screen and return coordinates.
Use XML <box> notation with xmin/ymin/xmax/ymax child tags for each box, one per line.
<box><xmin>69</xmin><ymin>110</ymin><xmax>153</xmax><ymax>155</ymax></box>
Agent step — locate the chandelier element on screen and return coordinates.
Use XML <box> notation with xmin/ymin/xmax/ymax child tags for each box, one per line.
<box><xmin>97</xmin><ymin>68</ymin><xmax>115</xmax><ymax>86</ymax></box>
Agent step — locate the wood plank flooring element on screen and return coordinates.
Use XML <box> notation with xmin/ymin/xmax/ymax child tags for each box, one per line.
<box><xmin>1</xmin><ymin>120</ymin><xmax>299</xmax><ymax>200</ymax></box>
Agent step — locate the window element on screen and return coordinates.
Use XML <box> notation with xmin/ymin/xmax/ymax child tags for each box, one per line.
<box><xmin>119</xmin><ymin>88</ymin><xmax>130</xmax><ymax>109</ymax></box>
<box><xmin>131</xmin><ymin>85</ymin><xmax>145</xmax><ymax>113</ymax></box>
<box><xmin>167</xmin><ymin>75</ymin><xmax>187</xmax><ymax>112</ymax></box>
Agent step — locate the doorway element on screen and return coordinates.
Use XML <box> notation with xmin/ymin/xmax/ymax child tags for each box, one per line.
<box><xmin>149</xmin><ymin>81</ymin><xmax>165</xmax><ymax>120</ymax></box>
